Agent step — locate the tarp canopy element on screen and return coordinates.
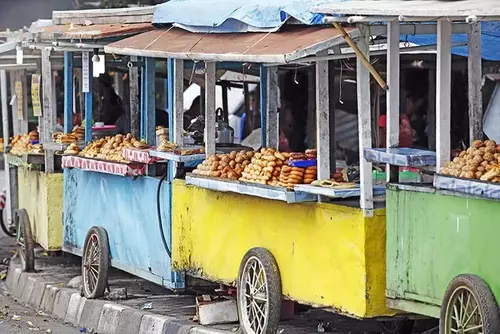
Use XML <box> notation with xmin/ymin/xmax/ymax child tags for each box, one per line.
<box><xmin>152</xmin><ymin>0</ymin><xmax>339</xmax><ymax>33</ymax></box>
<box><xmin>105</xmin><ymin>26</ymin><xmax>356</xmax><ymax>63</ymax></box>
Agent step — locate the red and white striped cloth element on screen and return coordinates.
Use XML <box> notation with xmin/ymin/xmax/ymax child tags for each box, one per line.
<box><xmin>62</xmin><ymin>156</ymin><xmax>145</xmax><ymax>176</ymax></box>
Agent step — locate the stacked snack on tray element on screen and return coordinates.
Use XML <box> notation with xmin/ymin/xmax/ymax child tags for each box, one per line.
<box><xmin>440</xmin><ymin>139</ymin><xmax>500</xmax><ymax>182</ymax></box>
<box><xmin>309</xmin><ymin>167</ymin><xmax>357</xmax><ymax>189</ymax></box>
<box><xmin>240</xmin><ymin>148</ymin><xmax>287</xmax><ymax>186</ymax></box>
<box><xmin>0</xmin><ymin>138</ymin><xmax>4</xmax><ymax>153</ymax></box>
<box><xmin>289</xmin><ymin>149</ymin><xmax>317</xmax><ymax>162</ymax></box>
<box><xmin>157</xmin><ymin>135</ymin><xmax>204</xmax><ymax>155</ymax></box>
<box><xmin>10</xmin><ymin>130</ymin><xmax>40</xmax><ymax>155</ymax></box>
<box><xmin>64</xmin><ymin>143</ymin><xmax>80</xmax><ymax>155</ymax></box>
<box><xmin>52</xmin><ymin>126</ymin><xmax>84</xmax><ymax>144</ymax></box>
<box><xmin>80</xmin><ymin>133</ymin><xmax>147</xmax><ymax>163</ymax></box>
<box><xmin>193</xmin><ymin>150</ymin><xmax>253</xmax><ymax>180</ymax></box>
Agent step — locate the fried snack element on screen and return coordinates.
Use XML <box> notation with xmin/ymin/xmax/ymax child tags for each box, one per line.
<box><xmin>79</xmin><ymin>133</ymin><xmax>147</xmax><ymax>163</ymax></box>
<box><xmin>193</xmin><ymin>151</ymin><xmax>253</xmax><ymax>180</ymax></box>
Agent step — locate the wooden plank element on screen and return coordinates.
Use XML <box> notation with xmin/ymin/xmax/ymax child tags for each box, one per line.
<box><xmin>205</xmin><ymin>62</ymin><xmax>216</xmax><ymax>155</ymax></box>
<box><xmin>266</xmin><ymin>66</ymin><xmax>279</xmax><ymax>149</ymax></box>
<box><xmin>386</xmin><ymin>21</ymin><xmax>400</xmax><ymax>183</ymax></box>
<box><xmin>436</xmin><ymin>20</ymin><xmax>452</xmax><ymax>169</ymax></box>
<box><xmin>307</xmin><ymin>67</ymin><xmax>316</xmax><ymax>148</ymax></box>
<box><xmin>53</xmin><ymin>15</ymin><xmax>153</xmax><ymax>26</ymax></box>
<box><xmin>42</xmin><ymin>48</ymin><xmax>55</xmax><ymax>172</ymax></box>
<box><xmin>316</xmin><ymin>60</ymin><xmax>330</xmax><ymax>180</ymax></box>
<box><xmin>468</xmin><ymin>22</ymin><xmax>483</xmax><ymax>143</ymax></box>
<box><xmin>129</xmin><ymin>56</ymin><xmax>140</xmax><ymax>138</ymax></box>
<box><xmin>356</xmin><ymin>24</ymin><xmax>373</xmax><ymax>217</ymax></box>
<box><xmin>64</xmin><ymin>52</ymin><xmax>73</xmax><ymax>133</ymax></box>
<box><xmin>173</xmin><ymin>59</ymin><xmax>184</xmax><ymax>145</ymax></box>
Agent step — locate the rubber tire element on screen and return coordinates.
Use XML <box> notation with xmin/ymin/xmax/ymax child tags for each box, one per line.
<box><xmin>440</xmin><ymin>274</ymin><xmax>500</xmax><ymax>334</ymax></box>
<box><xmin>0</xmin><ymin>209</ymin><xmax>15</xmax><ymax>237</ymax></box>
<box><xmin>378</xmin><ymin>319</ymin><xmax>414</xmax><ymax>334</ymax></box>
<box><xmin>237</xmin><ymin>247</ymin><xmax>282</xmax><ymax>334</ymax></box>
<box><xmin>17</xmin><ymin>209</ymin><xmax>34</xmax><ymax>272</ymax></box>
<box><xmin>82</xmin><ymin>226</ymin><xmax>110</xmax><ymax>299</ymax></box>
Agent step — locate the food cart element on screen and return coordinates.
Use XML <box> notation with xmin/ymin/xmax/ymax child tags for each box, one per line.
<box><xmin>50</xmin><ymin>7</ymin><xmax>196</xmax><ymax>296</ymax></box>
<box><xmin>0</xmin><ymin>26</ymin><xmax>66</xmax><ymax>271</ymax></box>
<box><xmin>102</xmin><ymin>1</ymin><xmax>451</xmax><ymax>331</ymax></box>
<box><xmin>314</xmin><ymin>1</ymin><xmax>500</xmax><ymax>333</ymax></box>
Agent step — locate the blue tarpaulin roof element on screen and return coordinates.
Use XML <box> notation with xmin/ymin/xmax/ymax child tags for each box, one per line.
<box><xmin>152</xmin><ymin>0</ymin><xmax>344</xmax><ymax>33</ymax></box>
<box><xmin>404</xmin><ymin>22</ymin><xmax>500</xmax><ymax>61</ymax></box>
<box><xmin>153</xmin><ymin>0</ymin><xmax>500</xmax><ymax>60</ymax></box>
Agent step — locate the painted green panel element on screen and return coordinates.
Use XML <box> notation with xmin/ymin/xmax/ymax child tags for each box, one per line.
<box><xmin>386</xmin><ymin>186</ymin><xmax>500</xmax><ymax>307</ymax></box>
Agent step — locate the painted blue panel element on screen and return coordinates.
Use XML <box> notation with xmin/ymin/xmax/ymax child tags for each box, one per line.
<box><xmin>364</xmin><ymin>148</ymin><xmax>436</xmax><ymax>167</ymax></box>
<box><xmin>63</xmin><ymin>169</ymin><xmax>183</xmax><ymax>289</ymax></box>
<box><xmin>63</xmin><ymin>52</ymin><xmax>73</xmax><ymax>133</ymax></box>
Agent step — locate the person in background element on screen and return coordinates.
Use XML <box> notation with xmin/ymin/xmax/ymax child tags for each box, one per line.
<box><xmin>378</xmin><ymin>95</ymin><xmax>415</xmax><ymax>148</ymax></box>
<box><xmin>98</xmin><ymin>73</ymin><xmax>128</xmax><ymax>132</ymax></box>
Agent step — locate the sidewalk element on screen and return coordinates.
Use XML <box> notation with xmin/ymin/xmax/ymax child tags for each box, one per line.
<box><xmin>5</xmin><ymin>252</ymin><xmax>437</xmax><ymax>334</ymax></box>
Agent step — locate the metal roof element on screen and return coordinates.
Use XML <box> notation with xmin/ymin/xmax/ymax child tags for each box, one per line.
<box><xmin>38</xmin><ymin>23</ymin><xmax>153</xmax><ymax>40</ymax></box>
<box><xmin>105</xmin><ymin>26</ymin><xmax>356</xmax><ymax>63</ymax></box>
<box><xmin>313</xmin><ymin>0</ymin><xmax>500</xmax><ymax>19</ymax></box>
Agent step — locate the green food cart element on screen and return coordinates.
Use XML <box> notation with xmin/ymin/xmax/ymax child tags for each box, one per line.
<box><xmin>313</xmin><ymin>2</ymin><xmax>500</xmax><ymax>333</ymax></box>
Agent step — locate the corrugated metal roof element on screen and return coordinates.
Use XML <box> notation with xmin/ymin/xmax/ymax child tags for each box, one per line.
<box><xmin>313</xmin><ymin>0</ymin><xmax>500</xmax><ymax>18</ymax></box>
<box><xmin>105</xmin><ymin>26</ymin><xmax>357</xmax><ymax>63</ymax></box>
<box><xmin>38</xmin><ymin>23</ymin><xmax>153</xmax><ymax>40</ymax></box>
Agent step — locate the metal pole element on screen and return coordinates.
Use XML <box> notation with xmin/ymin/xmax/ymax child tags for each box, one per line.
<box><xmin>1</xmin><ymin>70</ymin><xmax>12</xmax><ymax>227</ymax></box>
<box><xmin>64</xmin><ymin>52</ymin><xmax>74</xmax><ymax>133</ymax></box>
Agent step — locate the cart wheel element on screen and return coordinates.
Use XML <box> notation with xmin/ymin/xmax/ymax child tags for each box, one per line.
<box><xmin>16</xmin><ymin>209</ymin><xmax>34</xmax><ymax>272</ymax></box>
<box><xmin>237</xmin><ymin>248</ymin><xmax>282</xmax><ymax>334</ymax></box>
<box><xmin>440</xmin><ymin>274</ymin><xmax>500</xmax><ymax>334</ymax></box>
<box><xmin>82</xmin><ymin>226</ymin><xmax>110</xmax><ymax>299</ymax></box>
<box><xmin>378</xmin><ymin>319</ymin><xmax>414</xmax><ymax>333</ymax></box>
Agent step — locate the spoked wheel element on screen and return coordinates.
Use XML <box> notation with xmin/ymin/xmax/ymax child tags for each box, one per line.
<box><xmin>440</xmin><ymin>274</ymin><xmax>500</xmax><ymax>334</ymax></box>
<box><xmin>237</xmin><ymin>248</ymin><xmax>282</xmax><ymax>334</ymax></box>
<box><xmin>82</xmin><ymin>226</ymin><xmax>110</xmax><ymax>299</ymax></box>
<box><xmin>378</xmin><ymin>319</ymin><xmax>414</xmax><ymax>333</ymax></box>
<box><xmin>15</xmin><ymin>209</ymin><xmax>34</xmax><ymax>272</ymax></box>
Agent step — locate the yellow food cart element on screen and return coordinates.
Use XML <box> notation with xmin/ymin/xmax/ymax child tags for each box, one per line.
<box><xmin>105</xmin><ymin>6</ymin><xmax>416</xmax><ymax>330</ymax></box>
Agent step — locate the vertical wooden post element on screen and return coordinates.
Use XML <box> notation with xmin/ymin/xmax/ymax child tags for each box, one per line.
<box><xmin>144</xmin><ymin>57</ymin><xmax>156</xmax><ymax>146</ymax></box>
<box><xmin>20</xmin><ymin>70</ymin><xmax>28</xmax><ymax>134</ymax></box>
<box><xmin>84</xmin><ymin>53</ymin><xmax>93</xmax><ymax>144</ymax></box>
<box><xmin>1</xmin><ymin>70</ymin><xmax>13</xmax><ymax>228</ymax></box>
<box><xmin>129</xmin><ymin>55</ymin><xmax>140</xmax><ymax>138</ymax></box>
<box><xmin>9</xmin><ymin>72</ymin><xmax>18</xmax><ymax>136</ymax></box>
<box><xmin>307</xmin><ymin>67</ymin><xmax>316</xmax><ymax>148</ymax></box>
<box><xmin>64</xmin><ymin>52</ymin><xmax>74</xmax><ymax>133</ymax></box>
<box><xmin>387</xmin><ymin>21</ymin><xmax>400</xmax><ymax>183</ymax></box>
<box><xmin>140</xmin><ymin>61</ymin><xmax>145</xmax><ymax>139</ymax></box>
<box><xmin>427</xmin><ymin>69</ymin><xmax>436</xmax><ymax>150</ymax></box>
<box><xmin>205</xmin><ymin>62</ymin><xmax>216</xmax><ymax>155</ymax></box>
<box><xmin>42</xmin><ymin>48</ymin><xmax>55</xmax><ymax>172</ymax></box>
<box><xmin>173</xmin><ymin>58</ymin><xmax>184</xmax><ymax>145</ymax></box>
<box><xmin>259</xmin><ymin>65</ymin><xmax>267</xmax><ymax>147</ymax></box>
<box><xmin>436</xmin><ymin>20</ymin><xmax>452</xmax><ymax>168</ymax></box>
<box><xmin>356</xmin><ymin>24</ymin><xmax>373</xmax><ymax>217</ymax></box>
<box><xmin>316</xmin><ymin>60</ymin><xmax>330</xmax><ymax>181</ymax></box>
<box><xmin>468</xmin><ymin>22</ymin><xmax>483</xmax><ymax>144</ymax></box>
<box><xmin>266</xmin><ymin>66</ymin><xmax>279</xmax><ymax>149</ymax></box>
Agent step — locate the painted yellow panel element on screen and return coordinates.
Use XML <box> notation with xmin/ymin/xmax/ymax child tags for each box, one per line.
<box><xmin>17</xmin><ymin>169</ymin><xmax>63</xmax><ymax>251</ymax></box>
<box><xmin>172</xmin><ymin>180</ymin><xmax>392</xmax><ymax>318</ymax></box>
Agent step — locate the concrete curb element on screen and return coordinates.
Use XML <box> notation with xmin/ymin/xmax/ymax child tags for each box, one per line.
<box><xmin>5</xmin><ymin>262</ymin><xmax>226</xmax><ymax>334</ymax></box>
